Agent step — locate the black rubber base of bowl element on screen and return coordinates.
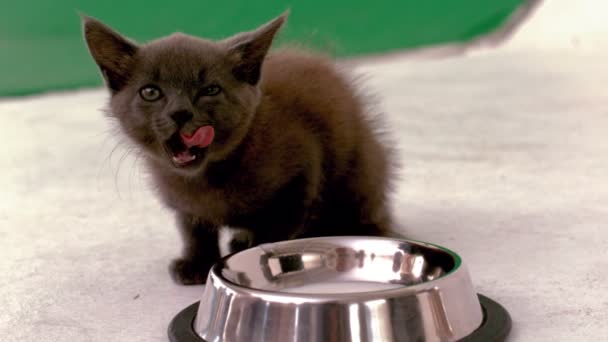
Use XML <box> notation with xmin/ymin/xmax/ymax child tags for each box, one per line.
<box><xmin>168</xmin><ymin>293</ymin><xmax>511</xmax><ymax>342</ymax></box>
<box><xmin>459</xmin><ymin>295</ymin><xmax>512</xmax><ymax>342</ymax></box>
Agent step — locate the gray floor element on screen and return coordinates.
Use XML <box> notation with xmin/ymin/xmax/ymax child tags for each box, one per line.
<box><xmin>2</xmin><ymin>1</ymin><xmax>607</xmax><ymax>341</ymax></box>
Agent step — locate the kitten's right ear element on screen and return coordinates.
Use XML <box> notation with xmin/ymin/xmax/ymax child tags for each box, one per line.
<box><xmin>81</xmin><ymin>15</ymin><xmax>138</xmax><ymax>93</ymax></box>
<box><xmin>224</xmin><ymin>12</ymin><xmax>288</xmax><ymax>85</ymax></box>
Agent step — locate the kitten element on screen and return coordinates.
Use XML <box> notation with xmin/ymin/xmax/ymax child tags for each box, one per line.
<box><xmin>83</xmin><ymin>13</ymin><xmax>393</xmax><ymax>285</ymax></box>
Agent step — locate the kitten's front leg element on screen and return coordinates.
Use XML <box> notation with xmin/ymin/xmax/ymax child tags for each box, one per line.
<box><xmin>169</xmin><ymin>212</ymin><xmax>220</xmax><ymax>285</ymax></box>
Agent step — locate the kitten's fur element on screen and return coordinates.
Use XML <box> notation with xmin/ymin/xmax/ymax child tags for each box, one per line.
<box><xmin>83</xmin><ymin>13</ymin><xmax>392</xmax><ymax>285</ymax></box>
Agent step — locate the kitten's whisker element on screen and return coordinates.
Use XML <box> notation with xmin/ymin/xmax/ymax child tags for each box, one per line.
<box><xmin>113</xmin><ymin>145</ymin><xmax>135</xmax><ymax>199</ymax></box>
<box><xmin>128</xmin><ymin>147</ymin><xmax>144</xmax><ymax>197</ymax></box>
<box><xmin>112</xmin><ymin>150</ymin><xmax>125</xmax><ymax>199</ymax></box>
<box><xmin>96</xmin><ymin>132</ymin><xmax>124</xmax><ymax>193</ymax></box>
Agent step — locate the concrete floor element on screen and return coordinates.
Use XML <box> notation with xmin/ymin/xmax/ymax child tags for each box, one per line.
<box><xmin>2</xmin><ymin>1</ymin><xmax>607</xmax><ymax>341</ymax></box>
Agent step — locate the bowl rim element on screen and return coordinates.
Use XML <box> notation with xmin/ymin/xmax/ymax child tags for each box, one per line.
<box><xmin>210</xmin><ymin>236</ymin><xmax>464</xmax><ymax>303</ymax></box>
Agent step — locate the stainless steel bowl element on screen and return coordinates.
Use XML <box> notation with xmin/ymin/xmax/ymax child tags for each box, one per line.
<box><xmin>169</xmin><ymin>236</ymin><xmax>511</xmax><ymax>342</ymax></box>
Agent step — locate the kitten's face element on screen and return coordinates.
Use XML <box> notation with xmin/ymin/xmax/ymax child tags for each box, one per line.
<box><xmin>109</xmin><ymin>36</ymin><xmax>260</xmax><ymax>173</ymax></box>
<box><xmin>83</xmin><ymin>15</ymin><xmax>286</xmax><ymax>175</ymax></box>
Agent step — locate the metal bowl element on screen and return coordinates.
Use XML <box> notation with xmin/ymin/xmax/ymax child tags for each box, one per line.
<box><xmin>169</xmin><ymin>236</ymin><xmax>511</xmax><ymax>342</ymax></box>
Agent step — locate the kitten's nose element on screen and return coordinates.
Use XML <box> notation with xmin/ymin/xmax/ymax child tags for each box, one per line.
<box><xmin>170</xmin><ymin>110</ymin><xmax>193</xmax><ymax>127</ymax></box>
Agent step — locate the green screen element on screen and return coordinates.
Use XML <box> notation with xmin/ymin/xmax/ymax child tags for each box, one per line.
<box><xmin>0</xmin><ymin>0</ymin><xmax>525</xmax><ymax>97</ymax></box>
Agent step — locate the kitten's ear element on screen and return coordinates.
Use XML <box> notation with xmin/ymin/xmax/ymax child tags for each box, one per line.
<box><xmin>225</xmin><ymin>12</ymin><xmax>288</xmax><ymax>85</ymax></box>
<box><xmin>82</xmin><ymin>15</ymin><xmax>138</xmax><ymax>92</ymax></box>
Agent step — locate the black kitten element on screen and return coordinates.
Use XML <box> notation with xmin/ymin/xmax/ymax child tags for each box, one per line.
<box><xmin>83</xmin><ymin>13</ymin><xmax>393</xmax><ymax>284</ymax></box>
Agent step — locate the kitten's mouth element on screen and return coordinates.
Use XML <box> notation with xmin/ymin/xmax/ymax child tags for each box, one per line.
<box><xmin>164</xmin><ymin>125</ymin><xmax>215</xmax><ymax>167</ymax></box>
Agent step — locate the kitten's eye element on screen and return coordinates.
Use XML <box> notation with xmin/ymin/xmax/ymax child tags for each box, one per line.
<box><xmin>139</xmin><ymin>86</ymin><xmax>163</xmax><ymax>101</ymax></box>
<box><xmin>200</xmin><ymin>84</ymin><xmax>222</xmax><ymax>97</ymax></box>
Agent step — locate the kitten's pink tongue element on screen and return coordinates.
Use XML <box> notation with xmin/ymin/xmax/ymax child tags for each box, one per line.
<box><xmin>180</xmin><ymin>126</ymin><xmax>214</xmax><ymax>148</ymax></box>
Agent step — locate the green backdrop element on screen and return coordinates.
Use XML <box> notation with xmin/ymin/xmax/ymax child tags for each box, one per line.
<box><xmin>0</xmin><ymin>0</ymin><xmax>526</xmax><ymax>97</ymax></box>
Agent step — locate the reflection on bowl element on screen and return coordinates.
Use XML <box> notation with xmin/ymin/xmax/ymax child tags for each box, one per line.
<box><xmin>194</xmin><ymin>236</ymin><xmax>485</xmax><ymax>342</ymax></box>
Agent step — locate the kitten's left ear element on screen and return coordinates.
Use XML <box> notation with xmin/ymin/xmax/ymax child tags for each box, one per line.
<box><xmin>224</xmin><ymin>12</ymin><xmax>288</xmax><ymax>85</ymax></box>
<box><xmin>82</xmin><ymin>15</ymin><xmax>139</xmax><ymax>93</ymax></box>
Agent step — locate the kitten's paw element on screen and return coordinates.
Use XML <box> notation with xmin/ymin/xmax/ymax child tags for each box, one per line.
<box><xmin>169</xmin><ymin>258</ymin><xmax>211</xmax><ymax>285</ymax></box>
